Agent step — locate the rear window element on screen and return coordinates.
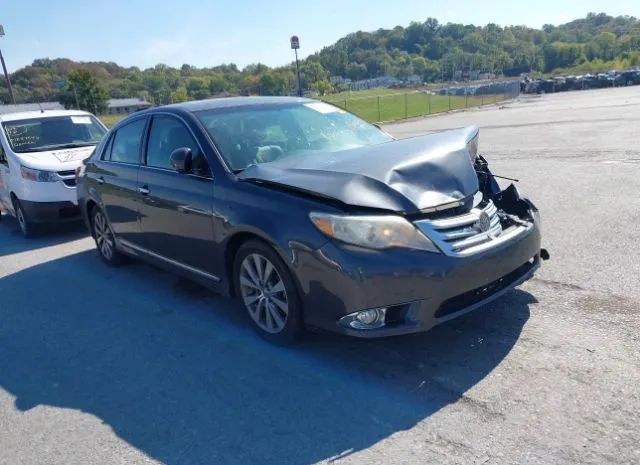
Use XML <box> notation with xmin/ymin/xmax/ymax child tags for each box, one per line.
<box><xmin>2</xmin><ymin>115</ymin><xmax>107</xmax><ymax>154</ymax></box>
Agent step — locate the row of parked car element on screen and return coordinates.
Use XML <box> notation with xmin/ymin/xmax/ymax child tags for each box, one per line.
<box><xmin>521</xmin><ymin>69</ymin><xmax>640</xmax><ymax>94</ymax></box>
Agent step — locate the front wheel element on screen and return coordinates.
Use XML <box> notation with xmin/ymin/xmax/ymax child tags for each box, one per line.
<box><xmin>233</xmin><ymin>240</ymin><xmax>304</xmax><ymax>344</ymax></box>
<box><xmin>91</xmin><ymin>207</ymin><xmax>125</xmax><ymax>266</ymax></box>
<box><xmin>12</xmin><ymin>197</ymin><xmax>35</xmax><ymax>238</ymax></box>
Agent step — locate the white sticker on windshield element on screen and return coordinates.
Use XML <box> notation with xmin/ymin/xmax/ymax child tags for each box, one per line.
<box><xmin>71</xmin><ymin>116</ymin><xmax>92</xmax><ymax>124</ymax></box>
<box><xmin>304</xmin><ymin>102</ymin><xmax>341</xmax><ymax>114</ymax></box>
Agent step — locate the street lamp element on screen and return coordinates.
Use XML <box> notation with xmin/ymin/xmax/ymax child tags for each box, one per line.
<box><xmin>0</xmin><ymin>25</ymin><xmax>16</xmax><ymax>104</ymax></box>
<box><xmin>290</xmin><ymin>35</ymin><xmax>302</xmax><ymax>97</ymax></box>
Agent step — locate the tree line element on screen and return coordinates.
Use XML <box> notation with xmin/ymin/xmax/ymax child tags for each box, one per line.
<box><xmin>2</xmin><ymin>12</ymin><xmax>639</xmax><ymax>112</ymax></box>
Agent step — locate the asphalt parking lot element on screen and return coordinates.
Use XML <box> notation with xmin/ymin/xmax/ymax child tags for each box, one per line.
<box><xmin>1</xmin><ymin>87</ymin><xmax>639</xmax><ymax>465</ymax></box>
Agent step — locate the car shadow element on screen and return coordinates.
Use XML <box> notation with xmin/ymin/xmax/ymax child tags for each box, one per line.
<box><xmin>0</xmin><ymin>249</ymin><xmax>536</xmax><ymax>465</ymax></box>
<box><xmin>0</xmin><ymin>213</ymin><xmax>87</xmax><ymax>256</ymax></box>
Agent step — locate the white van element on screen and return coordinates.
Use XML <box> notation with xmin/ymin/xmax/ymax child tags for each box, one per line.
<box><xmin>0</xmin><ymin>110</ymin><xmax>108</xmax><ymax>236</ymax></box>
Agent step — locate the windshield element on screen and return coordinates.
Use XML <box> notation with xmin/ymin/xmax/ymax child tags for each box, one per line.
<box><xmin>195</xmin><ymin>102</ymin><xmax>393</xmax><ymax>171</ymax></box>
<box><xmin>2</xmin><ymin>115</ymin><xmax>107</xmax><ymax>154</ymax></box>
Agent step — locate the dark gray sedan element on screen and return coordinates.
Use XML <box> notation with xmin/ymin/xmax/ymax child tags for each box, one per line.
<box><xmin>77</xmin><ymin>97</ymin><xmax>545</xmax><ymax>343</ymax></box>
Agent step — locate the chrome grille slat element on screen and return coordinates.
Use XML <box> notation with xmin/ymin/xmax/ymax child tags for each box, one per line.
<box><xmin>414</xmin><ymin>196</ymin><xmax>531</xmax><ymax>257</ymax></box>
<box><xmin>440</xmin><ymin>227</ymin><xmax>479</xmax><ymax>241</ymax></box>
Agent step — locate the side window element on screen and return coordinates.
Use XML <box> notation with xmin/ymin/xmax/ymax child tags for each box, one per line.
<box><xmin>110</xmin><ymin>118</ymin><xmax>146</xmax><ymax>164</ymax></box>
<box><xmin>100</xmin><ymin>134</ymin><xmax>114</xmax><ymax>161</ymax></box>
<box><xmin>146</xmin><ymin>115</ymin><xmax>209</xmax><ymax>176</ymax></box>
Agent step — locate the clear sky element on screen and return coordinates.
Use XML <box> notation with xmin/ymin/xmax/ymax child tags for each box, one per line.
<box><xmin>2</xmin><ymin>0</ymin><xmax>639</xmax><ymax>72</ymax></box>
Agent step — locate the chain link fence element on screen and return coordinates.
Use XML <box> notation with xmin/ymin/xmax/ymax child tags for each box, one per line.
<box><xmin>323</xmin><ymin>80</ymin><xmax>520</xmax><ymax>123</ymax></box>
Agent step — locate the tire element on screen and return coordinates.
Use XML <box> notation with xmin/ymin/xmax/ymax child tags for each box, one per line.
<box><xmin>91</xmin><ymin>207</ymin><xmax>125</xmax><ymax>266</ymax></box>
<box><xmin>233</xmin><ymin>240</ymin><xmax>304</xmax><ymax>344</ymax></box>
<box><xmin>12</xmin><ymin>197</ymin><xmax>35</xmax><ymax>238</ymax></box>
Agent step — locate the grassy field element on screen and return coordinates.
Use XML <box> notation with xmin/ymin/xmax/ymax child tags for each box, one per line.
<box><xmin>98</xmin><ymin>89</ymin><xmax>506</xmax><ymax>128</ymax></box>
<box><xmin>322</xmin><ymin>90</ymin><xmax>503</xmax><ymax>123</ymax></box>
<box><xmin>99</xmin><ymin>114</ymin><xmax>124</xmax><ymax>128</ymax></box>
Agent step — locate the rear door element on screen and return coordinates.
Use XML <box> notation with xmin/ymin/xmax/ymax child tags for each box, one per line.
<box><xmin>94</xmin><ymin>117</ymin><xmax>147</xmax><ymax>243</ymax></box>
<box><xmin>136</xmin><ymin>114</ymin><xmax>217</xmax><ymax>276</ymax></box>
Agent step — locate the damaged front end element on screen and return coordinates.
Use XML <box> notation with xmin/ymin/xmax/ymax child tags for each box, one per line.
<box><xmin>413</xmin><ymin>153</ymin><xmax>546</xmax><ymax>258</ymax></box>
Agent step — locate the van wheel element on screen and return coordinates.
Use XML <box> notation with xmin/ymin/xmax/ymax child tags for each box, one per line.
<box><xmin>233</xmin><ymin>240</ymin><xmax>304</xmax><ymax>344</ymax></box>
<box><xmin>91</xmin><ymin>207</ymin><xmax>125</xmax><ymax>266</ymax></box>
<box><xmin>12</xmin><ymin>198</ymin><xmax>35</xmax><ymax>238</ymax></box>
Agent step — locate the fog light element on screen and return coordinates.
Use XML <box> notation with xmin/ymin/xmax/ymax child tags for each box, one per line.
<box><xmin>344</xmin><ymin>308</ymin><xmax>387</xmax><ymax>329</ymax></box>
<box><xmin>356</xmin><ymin>309</ymin><xmax>379</xmax><ymax>325</ymax></box>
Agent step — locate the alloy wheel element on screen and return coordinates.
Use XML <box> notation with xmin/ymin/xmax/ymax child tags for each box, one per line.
<box><xmin>239</xmin><ymin>253</ymin><xmax>289</xmax><ymax>333</ymax></box>
<box><xmin>93</xmin><ymin>211</ymin><xmax>114</xmax><ymax>261</ymax></box>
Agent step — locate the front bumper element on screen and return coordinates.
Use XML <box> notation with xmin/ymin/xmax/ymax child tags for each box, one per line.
<box><xmin>292</xmin><ymin>219</ymin><xmax>542</xmax><ymax>337</ymax></box>
<box><xmin>20</xmin><ymin>199</ymin><xmax>82</xmax><ymax>223</ymax></box>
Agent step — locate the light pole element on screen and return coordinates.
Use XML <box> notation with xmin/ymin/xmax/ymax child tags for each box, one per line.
<box><xmin>290</xmin><ymin>35</ymin><xmax>302</xmax><ymax>97</ymax></box>
<box><xmin>0</xmin><ymin>25</ymin><xmax>16</xmax><ymax>104</ymax></box>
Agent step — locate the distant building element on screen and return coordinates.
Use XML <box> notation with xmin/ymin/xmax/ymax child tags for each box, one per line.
<box><xmin>106</xmin><ymin>98</ymin><xmax>152</xmax><ymax>115</ymax></box>
<box><xmin>0</xmin><ymin>101</ymin><xmax>64</xmax><ymax>115</ymax></box>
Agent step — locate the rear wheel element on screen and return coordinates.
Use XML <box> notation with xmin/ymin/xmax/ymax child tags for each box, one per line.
<box><xmin>233</xmin><ymin>240</ymin><xmax>303</xmax><ymax>344</ymax></box>
<box><xmin>12</xmin><ymin>197</ymin><xmax>35</xmax><ymax>238</ymax></box>
<box><xmin>91</xmin><ymin>207</ymin><xmax>124</xmax><ymax>266</ymax></box>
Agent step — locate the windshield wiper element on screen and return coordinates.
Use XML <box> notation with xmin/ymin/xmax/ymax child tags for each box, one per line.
<box><xmin>27</xmin><ymin>142</ymin><xmax>99</xmax><ymax>152</ymax></box>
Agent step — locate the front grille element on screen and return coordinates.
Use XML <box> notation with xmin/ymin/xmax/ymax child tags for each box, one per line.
<box><xmin>415</xmin><ymin>198</ymin><xmax>505</xmax><ymax>256</ymax></box>
<box><xmin>415</xmin><ymin>193</ymin><xmax>534</xmax><ymax>257</ymax></box>
<box><xmin>435</xmin><ymin>257</ymin><xmax>537</xmax><ymax>318</ymax></box>
<box><xmin>57</xmin><ymin>170</ymin><xmax>77</xmax><ymax>188</ymax></box>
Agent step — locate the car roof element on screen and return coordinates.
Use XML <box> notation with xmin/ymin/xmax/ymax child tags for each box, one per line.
<box><xmin>0</xmin><ymin>109</ymin><xmax>94</xmax><ymax>123</ymax></box>
<box><xmin>164</xmin><ymin>96</ymin><xmax>316</xmax><ymax>113</ymax></box>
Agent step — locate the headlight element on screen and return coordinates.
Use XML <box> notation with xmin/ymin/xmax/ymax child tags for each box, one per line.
<box><xmin>309</xmin><ymin>213</ymin><xmax>441</xmax><ymax>253</ymax></box>
<box><xmin>466</xmin><ymin>130</ymin><xmax>479</xmax><ymax>161</ymax></box>
<box><xmin>20</xmin><ymin>166</ymin><xmax>58</xmax><ymax>182</ymax></box>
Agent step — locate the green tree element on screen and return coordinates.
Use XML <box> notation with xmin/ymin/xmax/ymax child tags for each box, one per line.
<box><xmin>170</xmin><ymin>86</ymin><xmax>188</xmax><ymax>103</ymax></box>
<box><xmin>60</xmin><ymin>69</ymin><xmax>109</xmax><ymax>114</ymax></box>
<box><xmin>346</xmin><ymin>63</ymin><xmax>368</xmax><ymax>81</ymax></box>
<box><xmin>185</xmin><ymin>77</ymin><xmax>209</xmax><ymax>100</ymax></box>
<box><xmin>313</xmin><ymin>79</ymin><xmax>333</xmax><ymax>95</ymax></box>
<box><xmin>301</xmin><ymin>61</ymin><xmax>327</xmax><ymax>89</ymax></box>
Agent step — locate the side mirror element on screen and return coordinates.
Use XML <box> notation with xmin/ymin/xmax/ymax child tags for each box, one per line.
<box><xmin>170</xmin><ymin>147</ymin><xmax>193</xmax><ymax>173</ymax></box>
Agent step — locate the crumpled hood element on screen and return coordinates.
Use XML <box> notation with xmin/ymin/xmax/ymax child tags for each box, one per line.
<box><xmin>238</xmin><ymin>126</ymin><xmax>480</xmax><ymax>213</ymax></box>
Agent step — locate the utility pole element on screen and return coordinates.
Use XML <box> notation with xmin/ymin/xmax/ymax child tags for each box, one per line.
<box><xmin>72</xmin><ymin>83</ymin><xmax>80</xmax><ymax>110</ymax></box>
<box><xmin>290</xmin><ymin>35</ymin><xmax>302</xmax><ymax>97</ymax></box>
<box><xmin>0</xmin><ymin>25</ymin><xmax>16</xmax><ymax>104</ymax></box>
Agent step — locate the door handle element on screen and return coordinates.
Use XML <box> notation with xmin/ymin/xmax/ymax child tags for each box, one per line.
<box><xmin>138</xmin><ymin>186</ymin><xmax>150</xmax><ymax>195</ymax></box>
<box><xmin>96</xmin><ymin>176</ymin><xmax>105</xmax><ymax>185</ymax></box>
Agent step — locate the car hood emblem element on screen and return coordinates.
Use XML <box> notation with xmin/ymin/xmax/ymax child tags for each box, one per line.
<box><xmin>476</xmin><ymin>211</ymin><xmax>491</xmax><ymax>232</ymax></box>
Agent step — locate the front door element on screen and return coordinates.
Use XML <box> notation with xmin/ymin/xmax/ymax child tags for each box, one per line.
<box><xmin>136</xmin><ymin>114</ymin><xmax>217</xmax><ymax>277</ymax></box>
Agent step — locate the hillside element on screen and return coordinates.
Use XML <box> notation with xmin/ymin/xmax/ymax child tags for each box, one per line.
<box><xmin>2</xmin><ymin>12</ymin><xmax>639</xmax><ymax>105</ymax></box>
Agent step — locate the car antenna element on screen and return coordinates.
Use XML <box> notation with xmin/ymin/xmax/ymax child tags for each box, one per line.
<box><xmin>38</xmin><ymin>102</ymin><xmax>44</xmax><ymax>113</ymax></box>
